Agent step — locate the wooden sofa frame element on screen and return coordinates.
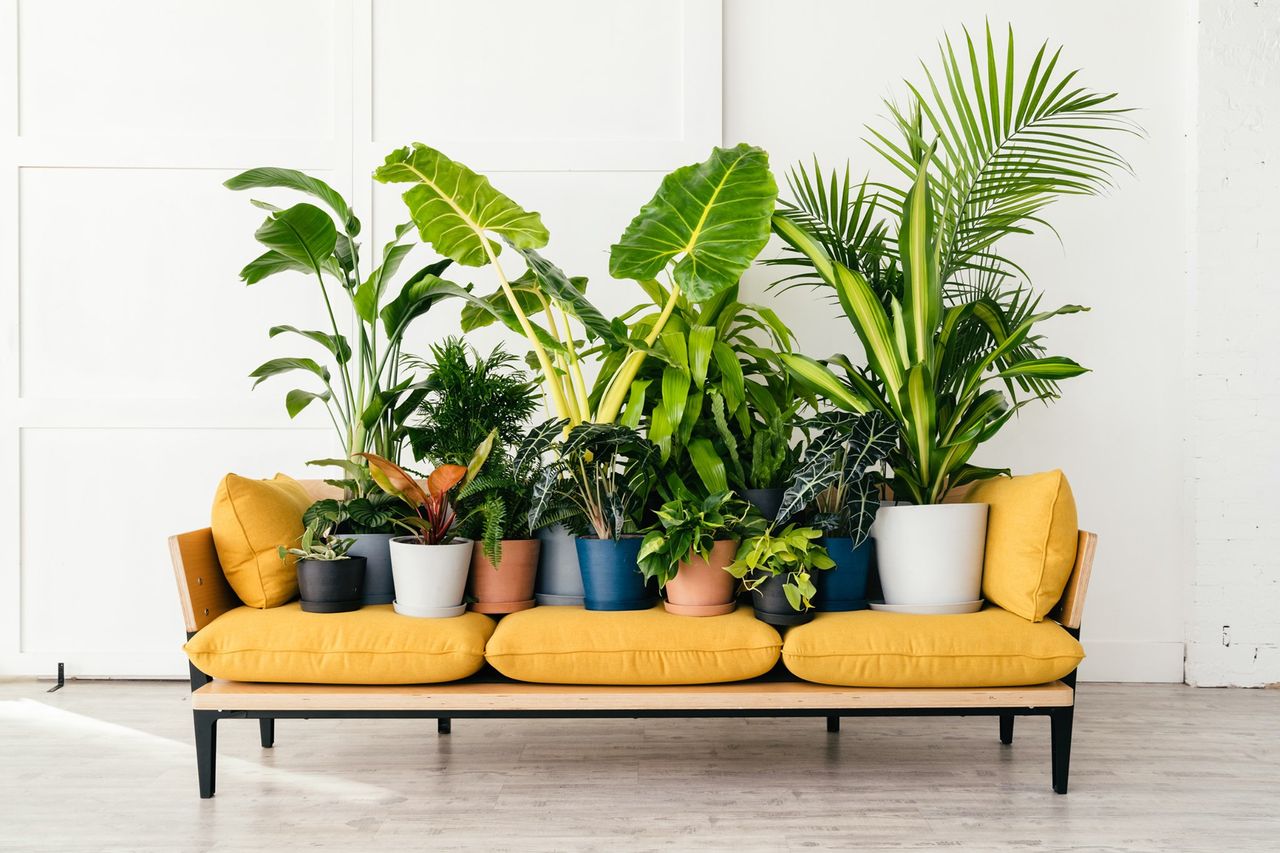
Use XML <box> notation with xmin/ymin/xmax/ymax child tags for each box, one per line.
<box><xmin>170</xmin><ymin>522</ymin><xmax>1096</xmax><ymax>799</ymax></box>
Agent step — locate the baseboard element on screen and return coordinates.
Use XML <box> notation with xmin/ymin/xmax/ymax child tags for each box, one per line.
<box><xmin>1078</xmin><ymin>641</ymin><xmax>1185</xmax><ymax>683</ymax></box>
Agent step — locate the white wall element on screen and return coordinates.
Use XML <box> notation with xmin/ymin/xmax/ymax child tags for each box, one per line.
<box><xmin>1187</xmin><ymin>0</ymin><xmax>1280</xmax><ymax>687</ymax></box>
<box><xmin>0</xmin><ymin>0</ymin><xmax>1222</xmax><ymax>683</ymax></box>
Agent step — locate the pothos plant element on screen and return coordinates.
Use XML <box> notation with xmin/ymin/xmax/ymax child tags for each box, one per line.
<box><xmin>775</xmin><ymin>410</ymin><xmax>897</xmax><ymax>543</ymax></box>
<box><xmin>375</xmin><ymin>143</ymin><xmax>779</xmax><ymax>427</ymax></box>
<box><xmin>637</xmin><ymin>489</ymin><xmax>749</xmax><ymax>587</ymax></box>
<box><xmin>725</xmin><ymin>524</ymin><xmax>835</xmax><ymax>612</ymax></box>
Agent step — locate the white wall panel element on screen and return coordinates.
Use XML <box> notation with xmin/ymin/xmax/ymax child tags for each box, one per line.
<box><xmin>18</xmin><ymin>167</ymin><xmax>339</xmax><ymax>400</ymax></box>
<box><xmin>17</xmin><ymin>0</ymin><xmax>336</xmax><ymax>140</ymax></box>
<box><xmin>18</xmin><ymin>427</ymin><xmax>332</xmax><ymax>675</ymax></box>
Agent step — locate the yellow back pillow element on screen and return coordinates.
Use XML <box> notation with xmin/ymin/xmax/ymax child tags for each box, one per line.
<box><xmin>210</xmin><ymin>473</ymin><xmax>313</xmax><ymax>609</ymax></box>
<box><xmin>966</xmin><ymin>470</ymin><xmax>1078</xmax><ymax>622</ymax></box>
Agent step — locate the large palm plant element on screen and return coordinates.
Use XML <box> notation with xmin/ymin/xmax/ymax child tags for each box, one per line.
<box><xmin>773</xmin><ymin>26</ymin><xmax>1136</xmax><ymax>504</ymax></box>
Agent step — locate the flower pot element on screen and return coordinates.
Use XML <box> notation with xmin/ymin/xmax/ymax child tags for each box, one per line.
<box><xmin>535</xmin><ymin>524</ymin><xmax>584</xmax><ymax>606</ymax></box>
<box><xmin>468</xmin><ymin>539</ymin><xmax>540</xmax><ymax>614</ymax></box>
<box><xmin>750</xmin><ymin>571</ymin><xmax>815</xmax><ymax>627</ymax></box>
<box><xmin>344</xmin><ymin>533</ymin><xmax>396</xmax><ymax>605</ymax></box>
<box><xmin>389</xmin><ymin>536</ymin><xmax>474</xmax><ymax>618</ymax></box>
<box><xmin>296</xmin><ymin>556</ymin><xmax>366</xmax><ymax>613</ymax></box>
<box><xmin>575</xmin><ymin>536</ymin><xmax>654</xmax><ymax>611</ymax></box>
<box><xmin>814</xmin><ymin>537</ymin><xmax>873</xmax><ymax>612</ymax></box>
<box><xmin>873</xmin><ymin>503</ymin><xmax>988</xmax><ymax>607</ymax></box>
<box><xmin>744</xmin><ymin>488</ymin><xmax>786</xmax><ymax>523</ymax></box>
<box><xmin>664</xmin><ymin>540</ymin><xmax>738</xmax><ymax>616</ymax></box>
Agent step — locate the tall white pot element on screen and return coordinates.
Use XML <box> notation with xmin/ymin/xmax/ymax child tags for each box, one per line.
<box><xmin>389</xmin><ymin>536</ymin><xmax>474</xmax><ymax>618</ymax></box>
<box><xmin>873</xmin><ymin>503</ymin><xmax>988</xmax><ymax>605</ymax></box>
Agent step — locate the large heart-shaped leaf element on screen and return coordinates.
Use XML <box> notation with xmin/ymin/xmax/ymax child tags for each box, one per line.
<box><xmin>373</xmin><ymin>143</ymin><xmax>548</xmax><ymax>267</ymax></box>
<box><xmin>609</xmin><ymin>144</ymin><xmax>778</xmax><ymax>302</ymax></box>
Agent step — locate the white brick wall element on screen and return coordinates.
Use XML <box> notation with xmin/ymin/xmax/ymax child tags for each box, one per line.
<box><xmin>1189</xmin><ymin>0</ymin><xmax>1280</xmax><ymax>686</ymax></box>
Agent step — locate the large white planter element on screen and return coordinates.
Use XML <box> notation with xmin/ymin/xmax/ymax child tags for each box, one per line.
<box><xmin>389</xmin><ymin>536</ymin><xmax>474</xmax><ymax>618</ymax></box>
<box><xmin>873</xmin><ymin>503</ymin><xmax>988</xmax><ymax>606</ymax></box>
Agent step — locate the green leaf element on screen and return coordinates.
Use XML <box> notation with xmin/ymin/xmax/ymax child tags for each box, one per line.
<box><xmin>998</xmin><ymin>356</ymin><xmax>1088</xmax><ymax>379</ymax></box>
<box><xmin>239</xmin><ymin>249</ymin><xmax>310</xmax><ymax>285</ymax></box>
<box><xmin>307</xmin><ymin>458</ymin><xmax>366</xmax><ymax>478</ymax></box>
<box><xmin>514</xmin><ymin>248</ymin><xmax>616</xmax><ymax>344</ymax></box>
<box><xmin>353</xmin><ymin>222</ymin><xmax>417</xmax><ymax>323</ymax></box>
<box><xmin>285</xmin><ymin>388</ymin><xmax>329</xmax><ymax>418</ymax></box>
<box><xmin>778</xmin><ymin>353</ymin><xmax>868</xmax><ymax>413</ymax></box>
<box><xmin>251</xmin><ymin>203</ymin><xmax>338</xmax><ymax>276</ymax></box>
<box><xmin>249</xmin><ymin>357</ymin><xmax>329</xmax><ymax>388</ymax></box>
<box><xmin>374</xmin><ymin>143</ymin><xmax>548</xmax><ymax>267</ymax></box>
<box><xmin>384</xmin><ymin>274</ymin><xmax>563</xmax><ymax>353</ymax></box>
<box><xmin>688</xmin><ymin>437</ymin><xmax>729</xmax><ymax>495</ymax></box>
<box><xmin>661</xmin><ymin>366</ymin><xmax>690</xmax><ymax>434</ymax></box>
<box><xmin>268</xmin><ymin>325</ymin><xmax>351</xmax><ymax>364</ymax></box>
<box><xmin>687</xmin><ymin>325</ymin><xmax>715</xmax><ymax>387</ymax></box>
<box><xmin>609</xmin><ymin>144</ymin><xmax>778</xmax><ymax>301</ymax></box>
<box><xmin>711</xmin><ymin>342</ymin><xmax>745</xmax><ymax>411</ymax></box>
<box><xmin>225</xmin><ymin>167</ymin><xmax>359</xmax><ymax>234</ymax></box>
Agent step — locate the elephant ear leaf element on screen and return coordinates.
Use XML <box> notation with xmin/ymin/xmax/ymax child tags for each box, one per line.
<box><xmin>373</xmin><ymin>143</ymin><xmax>549</xmax><ymax>267</ymax></box>
<box><xmin>609</xmin><ymin>144</ymin><xmax>778</xmax><ymax>302</ymax></box>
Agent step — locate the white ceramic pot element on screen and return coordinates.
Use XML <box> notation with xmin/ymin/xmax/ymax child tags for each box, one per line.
<box><xmin>873</xmin><ymin>503</ymin><xmax>988</xmax><ymax>606</ymax></box>
<box><xmin>389</xmin><ymin>536</ymin><xmax>474</xmax><ymax>618</ymax></box>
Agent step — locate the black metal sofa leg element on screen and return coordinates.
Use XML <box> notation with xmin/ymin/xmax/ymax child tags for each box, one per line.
<box><xmin>826</xmin><ymin>715</ymin><xmax>840</xmax><ymax>733</ymax></box>
<box><xmin>194</xmin><ymin>711</ymin><xmax>218</xmax><ymax>799</ymax></box>
<box><xmin>259</xmin><ymin>718</ymin><xmax>275</xmax><ymax>748</ymax></box>
<box><xmin>1050</xmin><ymin>707</ymin><xmax>1074</xmax><ymax>794</ymax></box>
<box><xmin>999</xmin><ymin>714</ymin><xmax>1014</xmax><ymax>744</ymax></box>
<box><xmin>438</xmin><ymin>717</ymin><xmax>451</xmax><ymax>735</ymax></box>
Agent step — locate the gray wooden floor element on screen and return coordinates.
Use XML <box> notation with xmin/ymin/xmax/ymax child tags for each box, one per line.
<box><xmin>0</xmin><ymin>681</ymin><xmax>1277</xmax><ymax>852</ymax></box>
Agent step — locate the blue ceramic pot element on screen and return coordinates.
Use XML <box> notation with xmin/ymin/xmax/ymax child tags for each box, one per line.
<box><xmin>575</xmin><ymin>536</ymin><xmax>654</xmax><ymax>611</ymax></box>
<box><xmin>815</xmin><ymin>537</ymin><xmax>873</xmax><ymax>611</ymax></box>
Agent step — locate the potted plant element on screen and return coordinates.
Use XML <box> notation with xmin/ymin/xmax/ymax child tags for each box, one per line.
<box><xmin>453</xmin><ymin>423</ymin><xmax>561</xmax><ymax>614</ymax></box>
<box><xmin>772</xmin><ymin>30</ymin><xmax>1133</xmax><ymax>609</ymax></box>
<box><xmin>278</xmin><ymin>523</ymin><xmax>365</xmax><ymax>613</ymax></box>
<box><xmin>529</xmin><ymin>422</ymin><xmax>659</xmax><ymax>611</ymax></box>
<box><xmin>773</xmin><ymin>411</ymin><xmax>896</xmax><ymax>611</ymax></box>
<box><xmin>638</xmin><ymin>489</ymin><xmax>749</xmax><ymax>616</ymax></box>
<box><xmin>741</xmin><ymin>383</ymin><xmax>808</xmax><ymax>521</ymax></box>
<box><xmin>302</xmin><ymin>491</ymin><xmax>402</xmax><ymax>604</ymax></box>
<box><xmin>359</xmin><ymin>452</ymin><xmax>471</xmax><ymax>618</ymax></box>
<box><xmin>726</xmin><ymin>523</ymin><xmax>834</xmax><ymax>626</ymax></box>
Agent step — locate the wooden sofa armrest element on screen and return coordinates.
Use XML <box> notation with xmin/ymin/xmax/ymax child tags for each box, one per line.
<box><xmin>1051</xmin><ymin>530</ymin><xmax>1097</xmax><ymax>630</ymax></box>
<box><xmin>169</xmin><ymin>528</ymin><xmax>240</xmax><ymax>634</ymax></box>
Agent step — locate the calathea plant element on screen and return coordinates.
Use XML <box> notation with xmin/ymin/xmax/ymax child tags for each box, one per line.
<box><xmin>637</xmin><ymin>489</ymin><xmax>749</xmax><ymax>587</ymax></box>
<box><xmin>772</xmin><ymin>27</ymin><xmax>1134</xmax><ymax>504</ymax></box>
<box><xmin>527</xmin><ymin>422</ymin><xmax>658</xmax><ymax>541</ymax></box>
<box><xmin>775</xmin><ymin>410</ymin><xmax>897</xmax><ymax>542</ymax></box>
<box><xmin>303</xmin><ymin>491</ymin><xmax>403</xmax><ymax>536</ymax></box>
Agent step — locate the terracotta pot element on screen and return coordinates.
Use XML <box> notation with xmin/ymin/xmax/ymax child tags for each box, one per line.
<box><xmin>468</xmin><ymin>539</ymin><xmax>540</xmax><ymax>614</ymax></box>
<box><xmin>664</xmin><ymin>539</ymin><xmax>738</xmax><ymax>616</ymax></box>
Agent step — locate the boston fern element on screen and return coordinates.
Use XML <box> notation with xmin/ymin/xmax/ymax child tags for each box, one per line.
<box><xmin>404</xmin><ymin>337</ymin><xmax>538</xmax><ymax>467</ymax></box>
<box><xmin>455</xmin><ymin>422</ymin><xmax>561</xmax><ymax>565</ymax></box>
<box><xmin>772</xmin><ymin>26</ymin><xmax>1136</xmax><ymax>504</ymax></box>
<box><xmin>776</xmin><ymin>411</ymin><xmax>896</xmax><ymax>544</ymax></box>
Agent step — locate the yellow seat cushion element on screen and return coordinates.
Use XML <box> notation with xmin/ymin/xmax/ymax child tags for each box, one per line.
<box><xmin>184</xmin><ymin>604</ymin><xmax>495</xmax><ymax>684</ymax></box>
<box><xmin>966</xmin><ymin>470</ymin><xmax>1079</xmax><ymax>621</ymax></box>
<box><xmin>782</xmin><ymin>607</ymin><xmax>1083</xmax><ymax>688</ymax></box>
<box><xmin>485</xmin><ymin>605</ymin><xmax>782</xmax><ymax>685</ymax></box>
<box><xmin>211</xmin><ymin>473</ymin><xmax>313</xmax><ymax>608</ymax></box>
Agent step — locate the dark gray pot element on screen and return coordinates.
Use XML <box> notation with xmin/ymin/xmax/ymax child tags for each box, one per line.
<box><xmin>750</xmin><ymin>571</ymin><xmax>815</xmax><ymax>627</ymax></box>
<box><xmin>297</xmin><ymin>556</ymin><xmax>366</xmax><ymax>613</ymax></box>
<box><xmin>345</xmin><ymin>533</ymin><xmax>396</xmax><ymax>605</ymax></box>
<box><xmin>745</xmin><ymin>488</ymin><xmax>785</xmax><ymax>523</ymax></box>
<box><xmin>535</xmin><ymin>524</ymin><xmax>584</xmax><ymax>606</ymax></box>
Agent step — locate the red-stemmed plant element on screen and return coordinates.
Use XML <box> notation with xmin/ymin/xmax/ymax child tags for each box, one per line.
<box><xmin>359</xmin><ymin>453</ymin><xmax>467</xmax><ymax>545</ymax></box>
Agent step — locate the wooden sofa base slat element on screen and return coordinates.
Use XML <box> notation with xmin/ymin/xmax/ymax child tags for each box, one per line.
<box><xmin>192</xmin><ymin>679</ymin><xmax>1075</xmax><ymax>712</ymax></box>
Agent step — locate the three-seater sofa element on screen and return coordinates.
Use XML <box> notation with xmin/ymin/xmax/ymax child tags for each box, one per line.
<box><xmin>171</xmin><ymin>471</ymin><xmax>1096</xmax><ymax>799</ymax></box>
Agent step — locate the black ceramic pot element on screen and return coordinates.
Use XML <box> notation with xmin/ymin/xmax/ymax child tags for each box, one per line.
<box><xmin>744</xmin><ymin>488</ymin><xmax>785</xmax><ymax>523</ymax></box>
<box><xmin>750</xmin><ymin>571</ymin><xmax>815</xmax><ymax>627</ymax></box>
<box><xmin>297</xmin><ymin>556</ymin><xmax>366</xmax><ymax>613</ymax></box>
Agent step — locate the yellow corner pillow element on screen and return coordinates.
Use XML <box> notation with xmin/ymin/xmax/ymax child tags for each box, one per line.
<box><xmin>966</xmin><ymin>469</ymin><xmax>1079</xmax><ymax>622</ymax></box>
<box><xmin>211</xmin><ymin>473</ymin><xmax>313</xmax><ymax>608</ymax></box>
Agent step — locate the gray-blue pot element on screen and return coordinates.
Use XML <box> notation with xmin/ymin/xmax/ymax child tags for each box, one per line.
<box><xmin>345</xmin><ymin>533</ymin><xmax>396</xmax><ymax>605</ymax></box>
<box><xmin>535</xmin><ymin>524</ymin><xmax>584</xmax><ymax>606</ymax></box>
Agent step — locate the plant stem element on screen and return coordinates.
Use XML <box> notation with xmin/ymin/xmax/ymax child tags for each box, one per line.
<box><xmin>595</xmin><ymin>284</ymin><xmax>682</xmax><ymax>423</ymax></box>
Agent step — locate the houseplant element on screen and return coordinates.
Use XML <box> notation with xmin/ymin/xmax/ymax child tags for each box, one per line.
<box><xmin>725</xmin><ymin>523</ymin><xmax>835</xmax><ymax>626</ymax></box>
<box><xmin>638</xmin><ymin>489</ymin><xmax>749</xmax><ymax>616</ymax></box>
<box><xmin>359</xmin><ymin>452</ymin><xmax>471</xmax><ymax>618</ymax></box>
<box><xmin>278</xmin><ymin>523</ymin><xmax>365</xmax><ymax>613</ymax></box>
<box><xmin>774</xmin><ymin>411</ymin><xmax>896</xmax><ymax>611</ymax></box>
<box><xmin>772</xmin><ymin>27</ymin><xmax>1133</xmax><ymax>607</ymax></box>
<box><xmin>455</xmin><ymin>424</ymin><xmax>560</xmax><ymax>614</ymax></box>
<box><xmin>528</xmin><ymin>421</ymin><xmax>659</xmax><ymax>611</ymax></box>
<box><xmin>302</xmin><ymin>491</ymin><xmax>401</xmax><ymax>605</ymax></box>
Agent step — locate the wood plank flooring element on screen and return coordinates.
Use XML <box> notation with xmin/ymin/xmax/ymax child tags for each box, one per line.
<box><xmin>1</xmin><ymin>680</ymin><xmax>1277</xmax><ymax>852</ymax></box>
